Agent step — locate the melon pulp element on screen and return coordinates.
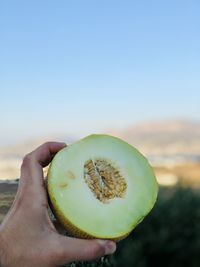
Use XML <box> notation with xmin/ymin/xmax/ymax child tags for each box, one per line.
<box><xmin>47</xmin><ymin>134</ymin><xmax>158</xmax><ymax>241</ymax></box>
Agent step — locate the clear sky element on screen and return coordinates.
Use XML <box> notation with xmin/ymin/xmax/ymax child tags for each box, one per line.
<box><xmin>0</xmin><ymin>0</ymin><xmax>200</xmax><ymax>145</ymax></box>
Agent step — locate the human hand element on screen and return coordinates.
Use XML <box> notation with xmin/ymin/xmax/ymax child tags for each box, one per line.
<box><xmin>0</xmin><ymin>142</ymin><xmax>116</xmax><ymax>267</ymax></box>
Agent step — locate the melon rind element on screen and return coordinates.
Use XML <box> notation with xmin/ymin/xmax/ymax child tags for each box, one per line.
<box><xmin>47</xmin><ymin>134</ymin><xmax>158</xmax><ymax>241</ymax></box>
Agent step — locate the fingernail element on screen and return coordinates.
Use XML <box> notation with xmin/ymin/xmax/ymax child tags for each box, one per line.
<box><xmin>97</xmin><ymin>240</ymin><xmax>116</xmax><ymax>255</ymax></box>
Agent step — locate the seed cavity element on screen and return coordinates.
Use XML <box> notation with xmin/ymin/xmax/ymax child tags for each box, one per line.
<box><xmin>84</xmin><ymin>158</ymin><xmax>127</xmax><ymax>203</ymax></box>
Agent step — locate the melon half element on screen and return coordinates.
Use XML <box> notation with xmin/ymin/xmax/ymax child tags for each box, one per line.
<box><xmin>47</xmin><ymin>134</ymin><xmax>158</xmax><ymax>241</ymax></box>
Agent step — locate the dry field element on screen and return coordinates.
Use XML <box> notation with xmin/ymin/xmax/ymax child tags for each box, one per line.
<box><xmin>154</xmin><ymin>163</ymin><xmax>200</xmax><ymax>187</ymax></box>
<box><xmin>0</xmin><ymin>183</ymin><xmax>18</xmax><ymax>223</ymax></box>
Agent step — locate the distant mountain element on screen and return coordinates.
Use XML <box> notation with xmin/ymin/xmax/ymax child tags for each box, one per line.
<box><xmin>1</xmin><ymin>119</ymin><xmax>200</xmax><ymax>179</ymax></box>
<box><xmin>2</xmin><ymin>119</ymin><xmax>199</xmax><ymax>158</ymax></box>
<box><xmin>108</xmin><ymin>119</ymin><xmax>200</xmax><ymax>157</ymax></box>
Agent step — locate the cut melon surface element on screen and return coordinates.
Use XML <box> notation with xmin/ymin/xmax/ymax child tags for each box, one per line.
<box><xmin>47</xmin><ymin>134</ymin><xmax>158</xmax><ymax>241</ymax></box>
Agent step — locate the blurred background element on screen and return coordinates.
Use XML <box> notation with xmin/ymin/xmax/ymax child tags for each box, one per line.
<box><xmin>0</xmin><ymin>1</ymin><xmax>200</xmax><ymax>266</ymax></box>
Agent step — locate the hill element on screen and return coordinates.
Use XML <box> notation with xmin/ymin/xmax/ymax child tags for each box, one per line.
<box><xmin>108</xmin><ymin>119</ymin><xmax>200</xmax><ymax>158</ymax></box>
<box><xmin>0</xmin><ymin>119</ymin><xmax>200</xmax><ymax>181</ymax></box>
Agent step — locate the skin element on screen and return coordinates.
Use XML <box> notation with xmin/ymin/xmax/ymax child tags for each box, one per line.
<box><xmin>0</xmin><ymin>142</ymin><xmax>116</xmax><ymax>267</ymax></box>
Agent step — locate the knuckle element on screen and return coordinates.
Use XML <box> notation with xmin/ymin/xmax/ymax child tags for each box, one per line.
<box><xmin>22</xmin><ymin>153</ymin><xmax>33</xmax><ymax>167</ymax></box>
<box><xmin>20</xmin><ymin>153</ymin><xmax>35</xmax><ymax>188</ymax></box>
<box><xmin>43</xmin><ymin>141</ymin><xmax>53</xmax><ymax>148</ymax></box>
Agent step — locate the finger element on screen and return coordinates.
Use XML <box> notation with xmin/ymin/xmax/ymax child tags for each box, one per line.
<box><xmin>19</xmin><ymin>142</ymin><xmax>66</xmax><ymax>193</ymax></box>
<box><xmin>28</xmin><ymin>141</ymin><xmax>67</xmax><ymax>167</ymax></box>
<box><xmin>56</xmin><ymin>236</ymin><xmax>116</xmax><ymax>265</ymax></box>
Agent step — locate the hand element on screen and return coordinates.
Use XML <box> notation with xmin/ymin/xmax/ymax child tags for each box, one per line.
<box><xmin>0</xmin><ymin>142</ymin><xmax>116</xmax><ymax>267</ymax></box>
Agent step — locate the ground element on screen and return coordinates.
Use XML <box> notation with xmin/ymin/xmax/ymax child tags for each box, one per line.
<box><xmin>0</xmin><ymin>183</ymin><xmax>17</xmax><ymax>223</ymax></box>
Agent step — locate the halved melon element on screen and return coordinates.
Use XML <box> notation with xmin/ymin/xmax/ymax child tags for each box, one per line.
<box><xmin>47</xmin><ymin>134</ymin><xmax>158</xmax><ymax>241</ymax></box>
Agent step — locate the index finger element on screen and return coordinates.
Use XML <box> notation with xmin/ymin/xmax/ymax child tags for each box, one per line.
<box><xmin>19</xmin><ymin>141</ymin><xmax>66</xmax><ymax>192</ymax></box>
<box><xmin>27</xmin><ymin>141</ymin><xmax>67</xmax><ymax>167</ymax></box>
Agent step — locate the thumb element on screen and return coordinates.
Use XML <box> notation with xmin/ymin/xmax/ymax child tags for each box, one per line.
<box><xmin>56</xmin><ymin>236</ymin><xmax>116</xmax><ymax>265</ymax></box>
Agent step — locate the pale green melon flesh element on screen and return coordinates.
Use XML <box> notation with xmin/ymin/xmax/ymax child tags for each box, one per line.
<box><xmin>47</xmin><ymin>134</ymin><xmax>158</xmax><ymax>239</ymax></box>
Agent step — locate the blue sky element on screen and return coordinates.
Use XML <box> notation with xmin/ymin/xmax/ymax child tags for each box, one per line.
<box><xmin>0</xmin><ymin>0</ymin><xmax>200</xmax><ymax>145</ymax></box>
